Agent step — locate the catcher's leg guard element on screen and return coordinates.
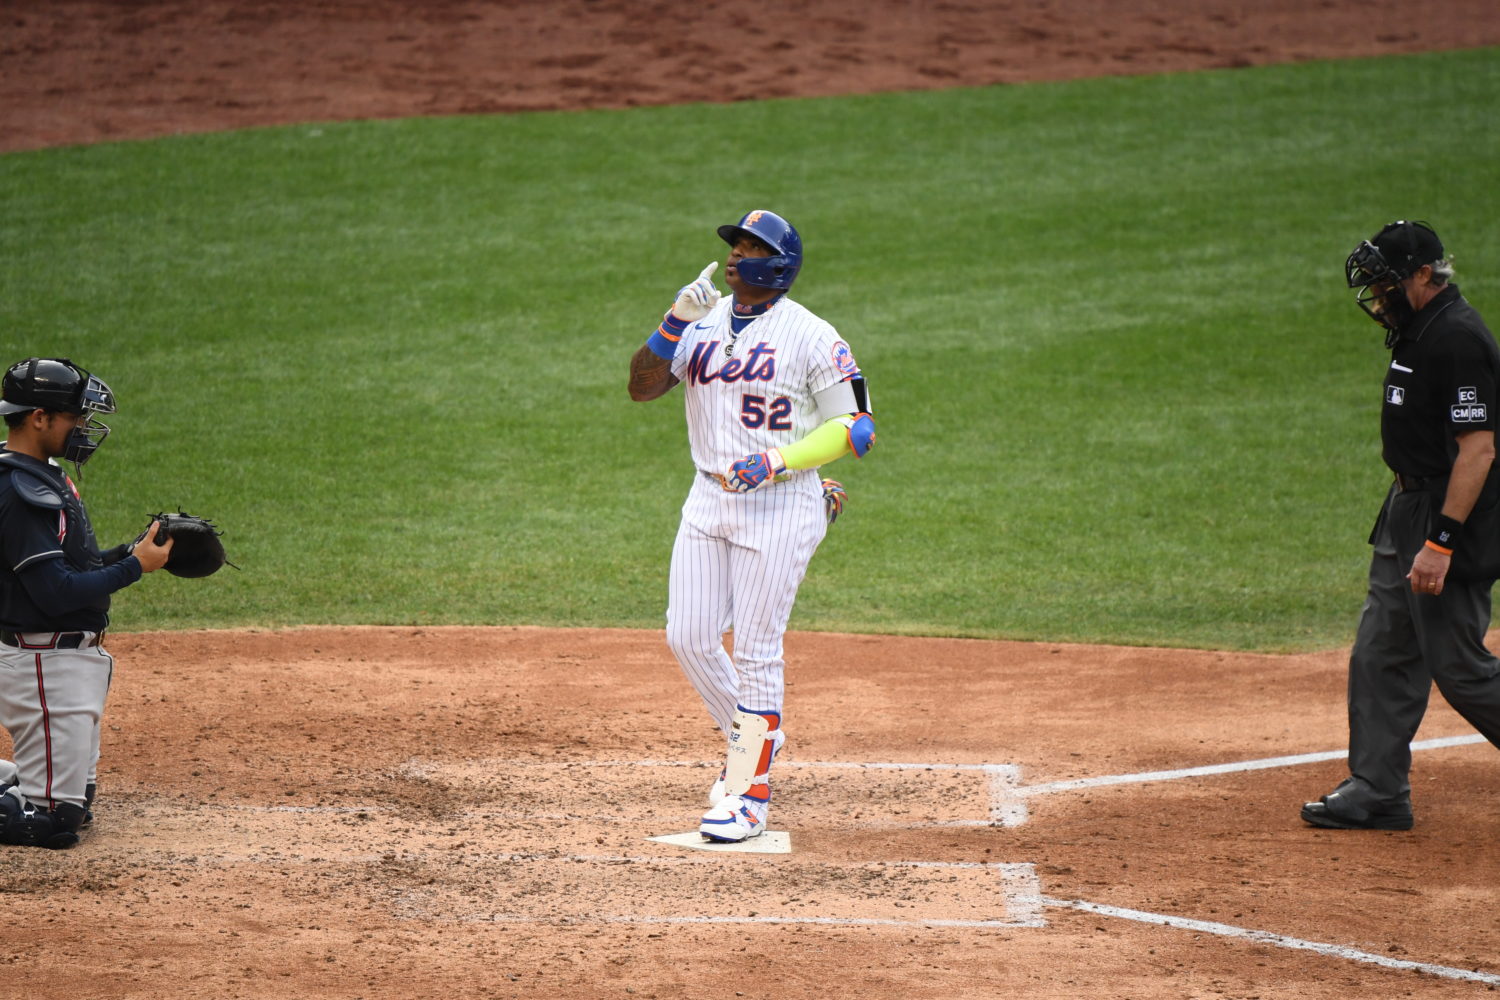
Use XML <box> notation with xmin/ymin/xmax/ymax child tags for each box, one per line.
<box><xmin>0</xmin><ymin>788</ymin><xmax>84</xmax><ymax>850</ymax></box>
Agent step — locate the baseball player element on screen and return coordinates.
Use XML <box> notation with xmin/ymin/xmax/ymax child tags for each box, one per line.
<box><xmin>628</xmin><ymin>210</ymin><xmax>875</xmax><ymax>842</ymax></box>
<box><xmin>0</xmin><ymin>358</ymin><xmax>174</xmax><ymax>849</ymax></box>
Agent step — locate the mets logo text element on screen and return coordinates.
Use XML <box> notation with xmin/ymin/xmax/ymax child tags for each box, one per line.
<box><xmin>686</xmin><ymin>341</ymin><xmax>777</xmax><ymax>384</ymax></box>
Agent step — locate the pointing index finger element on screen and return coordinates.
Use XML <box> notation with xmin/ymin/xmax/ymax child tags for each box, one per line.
<box><xmin>698</xmin><ymin>261</ymin><xmax>718</xmax><ymax>282</ymax></box>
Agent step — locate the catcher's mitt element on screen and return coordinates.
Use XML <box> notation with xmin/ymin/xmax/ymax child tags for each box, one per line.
<box><xmin>151</xmin><ymin>511</ymin><xmax>232</xmax><ymax>578</ymax></box>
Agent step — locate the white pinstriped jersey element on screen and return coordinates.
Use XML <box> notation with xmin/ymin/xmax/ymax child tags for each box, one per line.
<box><xmin>668</xmin><ymin>295</ymin><xmax>859</xmax><ymax>477</ymax></box>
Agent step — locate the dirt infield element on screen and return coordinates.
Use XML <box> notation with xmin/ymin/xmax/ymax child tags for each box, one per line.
<box><xmin>5</xmin><ymin>0</ymin><xmax>1500</xmax><ymax>153</ymax></box>
<box><xmin>2</xmin><ymin>626</ymin><xmax>1497</xmax><ymax>998</ymax></box>
<box><xmin>6</xmin><ymin>2</ymin><xmax>1500</xmax><ymax>996</ymax></box>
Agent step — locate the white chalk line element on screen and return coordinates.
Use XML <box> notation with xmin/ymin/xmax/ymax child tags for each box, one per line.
<box><xmin>224</xmin><ymin>736</ymin><xmax>1487</xmax><ymax>829</ymax></box>
<box><xmin>460</xmin><ymin>913</ymin><xmax>1037</xmax><ymax>929</ymax></box>
<box><xmin>179</xmin><ymin>801</ymin><xmax>1003</xmax><ymax>830</ymax></box>
<box><xmin>393</xmin><ymin>736</ymin><xmax>1487</xmax><ymax>829</ymax></box>
<box><xmin>1047</xmin><ymin>896</ymin><xmax>1500</xmax><ymax>986</ymax></box>
<box><xmin>407</xmin><ymin>759</ymin><xmax>1015</xmax><ymax>773</ymax></box>
<box><xmin>394</xmin><ymin>758</ymin><xmax>1025</xmax><ymax>826</ymax></box>
<box><xmin>390</xmin><ymin>856</ymin><xmax>1044</xmax><ymax>929</ymax></box>
<box><xmin>109</xmin><ymin>832</ymin><xmax>1500</xmax><ymax>981</ymax></box>
<box><xmin>129</xmin><ymin>807</ymin><xmax>1500</xmax><ymax>982</ymax></box>
<box><xmin>120</xmin><ymin>835</ymin><xmax>1499</xmax><ymax>982</ymax></box>
<box><xmin>93</xmin><ymin>846</ymin><xmax>1041</xmax><ymax>925</ymax></box>
<box><xmin>1014</xmin><ymin>734</ymin><xmax>1488</xmax><ymax>797</ymax></box>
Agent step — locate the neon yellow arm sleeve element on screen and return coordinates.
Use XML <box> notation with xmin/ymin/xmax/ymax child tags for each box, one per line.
<box><xmin>778</xmin><ymin>416</ymin><xmax>854</xmax><ymax>470</ymax></box>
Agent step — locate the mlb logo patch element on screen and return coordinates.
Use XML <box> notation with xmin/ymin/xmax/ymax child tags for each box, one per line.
<box><xmin>1386</xmin><ymin>385</ymin><xmax>1405</xmax><ymax>406</ymax></box>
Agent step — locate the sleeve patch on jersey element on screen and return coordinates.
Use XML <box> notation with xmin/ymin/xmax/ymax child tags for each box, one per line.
<box><xmin>831</xmin><ymin>341</ymin><xmax>858</xmax><ymax>377</ymax></box>
<box><xmin>1452</xmin><ymin>403</ymin><xmax>1488</xmax><ymax>423</ymax></box>
<box><xmin>1452</xmin><ymin>387</ymin><xmax>1487</xmax><ymax>422</ymax></box>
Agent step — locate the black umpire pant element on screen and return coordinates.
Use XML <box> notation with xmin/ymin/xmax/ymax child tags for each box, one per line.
<box><xmin>1346</xmin><ymin>483</ymin><xmax>1500</xmax><ymax>808</ymax></box>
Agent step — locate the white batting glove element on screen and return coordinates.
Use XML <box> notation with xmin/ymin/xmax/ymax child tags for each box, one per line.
<box><xmin>671</xmin><ymin>261</ymin><xmax>721</xmax><ymax>322</ymax></box>
<box><xmin>723</xmin><ymin>449</ymin><xmax>786</xmax><ymax>493</ymax></box>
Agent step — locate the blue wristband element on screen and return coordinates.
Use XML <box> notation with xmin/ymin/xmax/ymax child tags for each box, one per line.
<box><xmin>646</xmin><ymin>312</ymin><xmax>689</xmax><ymax>360</ymax></box>
<box><xmin>646</xmin><ymin>330</ymin><xmax>678</xmax><ymax>360</ymax></box>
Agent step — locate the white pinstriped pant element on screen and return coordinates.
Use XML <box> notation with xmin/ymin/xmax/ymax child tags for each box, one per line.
<box><xmin>666</xmin><ymin>472</ymin><xmax>827</xmax><ymax>735</ymax></box>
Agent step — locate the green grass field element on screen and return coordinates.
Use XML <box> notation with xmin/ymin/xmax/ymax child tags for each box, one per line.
<box><xmin>2</xmin><ymin>49</ymin><xmax>1498</xmax><ymax>649</ymax></box>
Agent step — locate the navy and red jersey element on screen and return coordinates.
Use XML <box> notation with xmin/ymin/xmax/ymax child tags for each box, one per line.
<box><xmin>0</xmin><ymin>450</ymin><xmax>139</xmax><ymax>632</ymax></box>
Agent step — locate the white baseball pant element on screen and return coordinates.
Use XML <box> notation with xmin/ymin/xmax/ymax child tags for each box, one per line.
<box><xmin>665</xmin><ymin>472</ymin><xmax>827</xmax><ymax>733</ymax></box>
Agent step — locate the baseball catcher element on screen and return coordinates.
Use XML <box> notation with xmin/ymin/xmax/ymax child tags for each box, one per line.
<box><xmin>0</xmin><ymin>358</ymin><xmax>178</xmax><ymax>848</ymax></box>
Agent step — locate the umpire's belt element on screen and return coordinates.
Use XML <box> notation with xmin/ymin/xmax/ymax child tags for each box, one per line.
<box><xmin>1394</xmin><ymin>473</ymin><xmax>1441</xmax><ymax>492</ymax></box>
<box><xmin>0</xmin><ymin>629</ymin><xmax>105</xmax><ymax>650</ymax></box>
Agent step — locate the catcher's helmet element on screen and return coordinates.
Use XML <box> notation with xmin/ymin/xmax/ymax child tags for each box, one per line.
<box><xmin>1345</xmin><ymin>221</ymin><xmax>1445</xmax><ymax>340</ymax></box>
<box><xmin>717</xmin><ymin>210</ymin><xmax>802</xmax><ymax>290</ymax></box>
<box><xmin>0</xmin><ymin>358</ymin><xmax>115</xmax><ymax>416</ymax></box>
<box><xmin>0</xmin><ymin>358</ymin><xmax>116</xmax><ymax>467</ymax></box>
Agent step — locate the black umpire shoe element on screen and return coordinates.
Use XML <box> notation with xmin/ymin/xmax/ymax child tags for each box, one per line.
<box><xmin>1300</xmin><ymin>789</ymin><xmax>1414</xmax><ymax>831</ymax></box>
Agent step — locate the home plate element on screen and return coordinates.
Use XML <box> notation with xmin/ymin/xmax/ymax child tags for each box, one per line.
<box><xmin>648</xmin><ymin>831</ymin><xmax>792</xmax><ymax>854</ymax></box>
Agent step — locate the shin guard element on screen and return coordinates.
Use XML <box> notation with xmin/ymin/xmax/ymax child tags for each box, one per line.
<box><xmin>722</xmin><ymin>706</ymin><xmax>781</xmax><ymax>798</ymax></box>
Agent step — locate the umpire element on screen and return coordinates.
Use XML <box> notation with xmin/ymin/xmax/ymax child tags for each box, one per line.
<box><xmin>1303</xmin><ymin>221</ymin><xmax>1500</xmax><ymax>831</ymax></box>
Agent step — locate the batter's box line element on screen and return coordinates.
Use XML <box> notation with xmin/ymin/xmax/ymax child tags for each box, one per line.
<box><xmin>406</xmin><ymin>735</ymin><xmax>1487</xmax><ymax>830</ymax></box>
<box><xmin>391</xmin><ymin>856</ymin><xmax>1044</xmax><ymax>930</ymax></box>
<box><xmin>1009</xmin><ymin>734</ymin><xmax>1488</xmax><ymax>798</ymax></box>
<box><xmin>396</xmin><ymin>758</ymin><xmax>1025</xmax><ymax>828</ymax></box>
<box><xmin>1048</xmin><ymin>895</ymin><xmax>1500</xmax><ymax>986</ymax></box>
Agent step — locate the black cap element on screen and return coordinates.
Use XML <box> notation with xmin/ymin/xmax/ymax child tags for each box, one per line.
<box><xmin>1370</xmin><ymin>220</ymin><xmax>1444</xmax><ymax>281</ymax></box>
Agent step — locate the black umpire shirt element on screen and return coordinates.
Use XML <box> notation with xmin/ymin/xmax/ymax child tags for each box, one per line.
<box><xmin>1381</xmin><ymin>284</ymin><xmax>1500</xmax><ymax>479</ymax></box>
<box><xmin>0</xmin><ymin>449</ymin><xmax>140</xmax><ymax>632</ymax></box>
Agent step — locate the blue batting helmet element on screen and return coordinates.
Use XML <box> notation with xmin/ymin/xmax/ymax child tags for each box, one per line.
<box><xmin>717</xmin><ymin>210</ymin><xmax>802</xmax><ymax>290</ymax></box>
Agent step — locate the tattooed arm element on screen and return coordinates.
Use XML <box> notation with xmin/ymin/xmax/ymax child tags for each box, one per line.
<box><xmin>629</xmin><ymin>343</ymin><xmax>679</xmax><ymax>401</ymax></box>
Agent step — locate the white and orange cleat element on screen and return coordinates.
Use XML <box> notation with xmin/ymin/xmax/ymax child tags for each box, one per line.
<box><xmin>699</xmin><ymin>783</ymin><xmax>771</xmax><ymax>842</ymax></box>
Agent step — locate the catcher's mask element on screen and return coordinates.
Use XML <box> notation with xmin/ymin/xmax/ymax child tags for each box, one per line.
<box><xmin>0</xmin><ymin>357</ymin><xmax>116</xmax><ymax>468</ymax></box>
<box><xmin>1345</xmin><ymin>220</ymin><xmax>1444</xmax><ymax>345</ymax></box>
<box><xmin>717</xmin><ymin>210</ymin><xmax>802</xmax><ymax>290</ymax></box>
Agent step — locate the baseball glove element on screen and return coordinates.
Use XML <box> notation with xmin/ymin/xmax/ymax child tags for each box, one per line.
<box><xmin>151</xmin><ymin>511</ymin><xmax>231</xmax><ymax>578</ymax></box>
<box><xmin>821</xmin><ymin>479</ymin><xmax>846</xmax><ymax>526</ymax></box>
